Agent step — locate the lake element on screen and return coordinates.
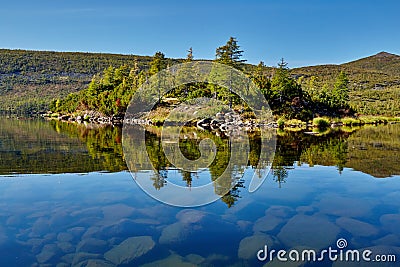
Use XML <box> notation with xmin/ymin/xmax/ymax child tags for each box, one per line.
<box><xmin>0</xmin><ymin>116</ymin><xmax>399</xmax><ymax>266</ymax></box>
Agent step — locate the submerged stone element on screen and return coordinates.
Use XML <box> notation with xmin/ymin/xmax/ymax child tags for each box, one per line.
<box><xmin>71</xmin><ymin>252</ymin><xmax>102</xmax><ymax>266</ymax></box>
<box><xmin>238</xmin><ymin>234</ymin><xmax>275</xmax><ymax>259</ymax></box>
<box><xmin>101</xmin><ymin>204</ymin><xmax>135</xmax><ymax>222</ymax></box>
<box><xmin>316</xmin><ymin>194</ymin><xmax>375</xmax><ymax>218</ymax></box>
<box><xmin>140</xmin><ymin>253</ymin><xmax>196</xmax><ymax>267</ymax></box>
<box><xmin>159</xmin><ymin>222</ymin><xmax>188</xmax><ymax>244</ymax></box>
<box><xmin>67</xmin><ymin>227</ymin><xmax>86</xmax><ymax>239</ymax></box>
<box><xmin>57</xmin><ymin>232</ymin><xmax>74</xmax><ymax>243</ymax></box>
<box><xmin>277</xmin><ymin>214</ymin><xmax>340</xmax><ymax>250</ymax></box>
<box><xmin>57</xmin><ymin>241</ymin><xmax>74</xmax><ymax>253</ymax></box>
<box><xmin>104</xmin><ymin>236</ymin><xmax>155</xmax><ymax>265</ymax></box>
<box><xmin>176</xmin><ymin>209</ymin><xmax>206</xmax><ymax>224</ymax></box>
<box><xmin>132</xmin><ymin>218</ymin><xmax>161</xmax><ymax>225</ymax></box>
<box><xmin>336</xmin><ymin>217</ymin><xmax>379</xmax><ymax>237</ymax></box>
<box><xmin>36</xmin><ymin>244</ymin><xmax>59</xmax><ymax>263</ymax></box>
<box><xmin>76</xmin><ymin>237</ymin><xmax>108</xmax><ymax>253</ymax></box>
<box><xmin>30</xmin><ymin>217</ymin><xmax>49</xmax><ymax>238</ymax></box>
<box><xmin>185</xmin><ymin>254</ymin><xmax>205</xmax><ymax>265</ymax></box>
<box><xmin>265</xmin><ymin>206</ymin><xmax>294</xmax><ymax>218</ymax></box>
<box><xmin>85</xmin><ymin>259</ymin><xmax>115</xmax><ymax>267</ymax></box>
<box><xmin>253</xmin><ymin>216</ymin><xmax>284</xmax><ymax>233</ymax></box>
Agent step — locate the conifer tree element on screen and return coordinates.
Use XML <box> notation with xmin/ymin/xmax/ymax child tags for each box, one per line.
<box><xmin>215</xmin><ymin>37</ymin><xmax>246</xmax><ymax>70</ymax></box>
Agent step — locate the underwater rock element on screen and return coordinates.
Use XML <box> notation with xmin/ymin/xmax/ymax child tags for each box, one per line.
<box><xmin>316</xmin><ymin>194</ymin><xmax>375</xmax><ymax>218</ymax></box>
<box><xmin>140</xmin><ymin>253</ymin><xmax>196</xmax><ymax>267</ymax></box>
<box><xmin>238</xmin><ymin>234</ymin><xmax>275</xmax><ymax>259</ymax></box>
<box><xmin>101</xmin><ymin>203</ymin><xmax>135</xmax><ymax>222</ymax></box>
<box><xmin>104</xmin><ymin>236</ymin><xmax>155</xmax><ymax>265</ymax></box>
<box><xmin>71</xmin><ymin>252</ymin><xmax>102</xmax><ymax>266</ymax></box>
<box><xmin>36</xmin><ymin>244</ymin><xmax>59</xmax><ymax>263</ymax></box>
<box><xmin>253</xmin><ymin>216</ymin><xmax>284</xmax><ymax>233</ymax></box>
<box><xmin>76</xmin><ymin>237</ymin><xmax>108</xmax><ymax>253</ymax></box>
<box><xmin>336</xmin><ymin>217</ymin><xmax>379</xmax><ymax>237</ymax></box>
<box><xmin>277</xmin><ymin>214</ymin><xmax>340</xmax><ymax>250</ymax></box>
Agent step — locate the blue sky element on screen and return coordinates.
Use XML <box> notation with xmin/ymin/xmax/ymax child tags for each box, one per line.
<box><xmin>1</xmin><ymin>0</ymin><xmax>399</xmax><ymax>67</ymax></box>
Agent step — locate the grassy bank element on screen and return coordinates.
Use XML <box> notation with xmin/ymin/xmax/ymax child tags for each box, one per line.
<box><xmin>277</xmin><ymin>115</ymin><xmax>400</xmax><ymax>131</ymax></box>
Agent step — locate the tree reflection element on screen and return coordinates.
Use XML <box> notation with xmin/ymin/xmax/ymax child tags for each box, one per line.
<box><xmin>124</xmin><ymin>125</ymin><xmax>257</xmax><ymax>207</ymax></box>
<box><xmin>4</xmin><ymin>116</ymin><xmax>397</xmax><ymax>208</ymax></box>
<box><xmin>0</xmin><ymin>117</ymin><xmax>127</xmax><ymax>174</ymax></box>
<box><xmin>151</xmin><ymin>171</ymin><xmax>167</xmax><ymax>190</ymax></box>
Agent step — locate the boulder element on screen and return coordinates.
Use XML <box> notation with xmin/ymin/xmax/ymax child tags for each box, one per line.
<box><xmin>277</xmin><ymin>214</ymin><xmax>340</xmax><ymax>251</ymax></box>
<box><xmin>141</xmin><ymin>253</ymin><xmax>196</xmax><ymax>267</ymax></box>
<box><xmin>265</xmin><ymin>205</ymin><xmax>294</xmax><ymax>218</ymax></box>
<box><xmin>72</xmin><ymin>252</ymin><xmax>102</xmax><ymax>266</ymax></box>
<box><xmin>159</xmin><ymin>222</ymin><xmax>187</xmax><ymax>244</ymax></box>
<box><xmin>176</xmin><ymin>209</ymin><xmax>206</xmax><ymax>224</ymax></box>
<box><xmin>76</xmin><ymin>238</ymin><xmax>108</xmax><ymax>253</ymax></box>
<box><xmin>336</xmin><ymin>217</ymin><xmax>379</xmax><ymax>237</ymax></box>
<box><xmin>57</xmin><ymin>232</ymin><xmax>74</xmax><ymax>243</ymax></box>
<box><xmin>316</xmin><ymin>194</ymin><xmax>375</xmax><ymax>218</ymax></box>
<box><xmin>85</xmin><ymin>259</ymin><xmax>115</xmax><ymax>267</ymax></box>
<box><xmin>104</xmin><ymin>236</ymin><xmax>155</xmax><ymax>265</ymax></box>
<box><xmin>67</xmin><ymin>227</ymin><xmax>86</xmax><ymax>239</ymax></box>
<box><xmin>57</xmin><ymin>241</ymin><xmax>74</xmax><ymax>253</ymax></box>
<box><xmin>26</xmin><ymin>238</ymin><xmax>46</xmax><ymax>254</ymax></box>
<box><xmin>253</xmin><ymin>215</ymin><xmax>283</xmax><ymax>233</ymax></box>
<box><xmin>238</xmin><ymin>234</ymin><xmax>275</xmax><ymax>259</ymax></box>
<box><xmin>36</xmin><ymin>244</ymin><xmax>59</xmax><ymax>263</ymax></box>
<box><xmin>101</xmin><ymin>203</ymin><xmax>135</xmax><ymax>222</ymax></box>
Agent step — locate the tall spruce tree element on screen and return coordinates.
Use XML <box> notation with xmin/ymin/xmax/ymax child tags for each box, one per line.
<box><xmin>215</xmin><ymin>37</ymin><xmax>246</xmax><ymax>70</ymax></box>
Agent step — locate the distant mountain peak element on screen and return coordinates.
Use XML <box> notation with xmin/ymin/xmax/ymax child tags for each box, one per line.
<box><xmin>374</xmin><ymin>51</ymin><xmax>399</xmax><ymax>58</ymax></box>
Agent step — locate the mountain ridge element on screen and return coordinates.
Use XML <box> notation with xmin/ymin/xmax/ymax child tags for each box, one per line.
<box><xmin>0</xmin><ymin>49</ymin><xmax>399</xmax><ymax>115</ymax></box>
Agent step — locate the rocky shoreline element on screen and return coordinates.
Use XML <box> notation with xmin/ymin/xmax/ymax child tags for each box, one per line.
<box><xmin>44</xmin><ymin>111</ymin><xmax>399</xmax><ymax>136</ymax></box>
<box><xmin>43</xmin><ymin>111</ymin><xmax>124</xmax><ymax>125</ymax></box>
<box><xmin>45</xmin><ymin>111</ymin><xmax>276</xmax><ymax>129</ymax></box>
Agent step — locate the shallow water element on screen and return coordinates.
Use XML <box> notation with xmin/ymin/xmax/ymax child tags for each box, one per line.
<box><xmin>0</xmin><ymin>117</ymin><xmax>399</xmax><ymax>266</ymax></box>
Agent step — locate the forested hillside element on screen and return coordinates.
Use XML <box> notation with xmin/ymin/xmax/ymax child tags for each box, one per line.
<box><xmin>0</xmin><ymin>49</ymin><xmax>179</xmax><ymax>113</ymax></box>
<box><xmin>0</xmin><ymin>46</ymin><xmax>399</xmax><ymax>116</ymax></box>
<box><xmin>293</xmin><ymin>52</ymin><xmax>400</xmax><ymax>116</ymax></box>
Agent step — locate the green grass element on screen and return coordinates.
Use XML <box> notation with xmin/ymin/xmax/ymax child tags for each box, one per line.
<box><xmin>341</xmin><ymin>117</ymin><xmax>361</xmax><ymax>126</ymax></box>
<box><xmin>313</xmin><ymin>117</ymin><xmax>330</xmax><ymax>128</ymax></box>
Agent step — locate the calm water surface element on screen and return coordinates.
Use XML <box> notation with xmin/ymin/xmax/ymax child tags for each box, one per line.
<box><xmin>0</xmin><ymin>117</ymin><xmax>399</xmax><ymax>266</ymax></box>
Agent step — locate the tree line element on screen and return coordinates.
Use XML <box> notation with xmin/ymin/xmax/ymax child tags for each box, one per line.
<box><xmin>51</xmin><ymin>37</ymin><xmax>351</xmax><ymax>120</ymax></box>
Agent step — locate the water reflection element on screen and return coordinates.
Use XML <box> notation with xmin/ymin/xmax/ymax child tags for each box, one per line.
<box><xmin>0</xmin><ymin>117</ymin><xmax>126</xmax><ymax>174</ymax></box>
<box><xmin>1</xmin><ymin>117</ymin><xmax>399</xmax><ymax>193</ymax></box>
<box><xmin>1</xmin><ymin>117</ymin><xmax>400</xmax><ymax>266</ymax></box>
<box><xmin>123</xmin><ymin>125</ymin><xmax>258</xmax><ymax>207</ymax></box>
